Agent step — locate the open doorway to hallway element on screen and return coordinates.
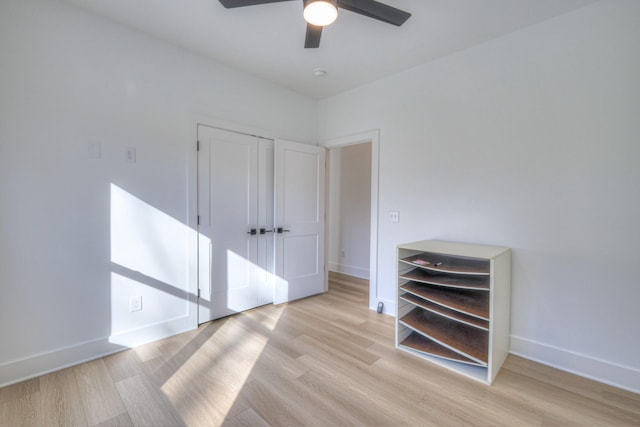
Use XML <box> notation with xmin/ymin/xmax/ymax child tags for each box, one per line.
<box><xmin>327</xmin><ymin>142</ymin><xmax>372</xmax><ymax>301</ymax></box>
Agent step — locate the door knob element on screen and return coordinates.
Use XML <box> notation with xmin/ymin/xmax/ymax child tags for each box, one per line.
<box><xmin>260</xmin><ymin>228</ymin><xmax>274</xmax><ymax>234</ymax></box>
<box><xmin>247</xmin><ymin>228</ymin><xmax>257</xmax><ymax>235</ymax></box>
<box><xmin>276</xmin><ymin>227</ymin><xmax>291</xmax><ymax>234</ymax></box>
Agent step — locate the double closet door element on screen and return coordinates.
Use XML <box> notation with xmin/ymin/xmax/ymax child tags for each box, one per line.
<box><xmin>197</xmin><ymin>125</ymin><xmax>325</xmax><ymax>324</ymax></box>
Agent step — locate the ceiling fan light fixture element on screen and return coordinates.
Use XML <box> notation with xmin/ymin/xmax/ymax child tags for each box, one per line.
<box><xmin>303</xmin><ymin>0</ymin><xmax>338</xmax><ymax>27</ymax></box>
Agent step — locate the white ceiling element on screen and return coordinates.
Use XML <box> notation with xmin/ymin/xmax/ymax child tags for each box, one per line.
<box><xmin>61</xmin><ymin>0</ymin><xmax>598</xmax><ymax>99</ymax></box>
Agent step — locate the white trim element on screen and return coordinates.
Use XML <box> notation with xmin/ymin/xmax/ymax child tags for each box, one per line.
<box><xmin>321</xmin><ymin>130</ymin><xmax>380</xmax><ymax>313</ymax></box>
<box><xmin>0</xmin><ymin>316</ymin><xmax>192</xmax><ymax>388</ymax></box>
<box><xmin>187</xmin><ymin>116</ymin><xmax>201</xmax><ymax>330</ymax></box>
<box><xmin>510</xmin><ymin>335</ymin><xmax>640</xmax><ymax>394</ymax></box>
<box><xmin>191</xmin><ymin>114</ymin><xmax>281</xmax><ymax>142</ymax></box>
<box><xmin>328</xmin><ymin>262</ymin><xmax>369</xmax><ymax>279</ymax></box>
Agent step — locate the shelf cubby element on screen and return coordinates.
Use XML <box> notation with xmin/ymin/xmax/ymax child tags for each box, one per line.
<box><xmin>400</xmin><ymin>332</ymin><xmax>482</xmax><ymax>366</ymax></box>
<box><xmin>400</xmin><ymin>268</ymin><xmax>489</xmax><ymax>291</ymax></box>
<box><xmin>400</xmin><ymin>282</ymin><xmax>489</xmax><ymax>320</ymax></box>
<box><xmin>399</xmin><ymin>292</ymin><xmax>489</xmax><ymax>330</ymax></box>
<box><xmin>396</xmin><ymin>240</ymin><xmax>511</xmax><ymax>384</ymax></box>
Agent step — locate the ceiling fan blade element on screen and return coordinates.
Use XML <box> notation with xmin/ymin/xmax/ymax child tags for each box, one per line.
<box><xmin>337</xmin><ymin>0</ymin><xmax>411</xmax><ymax>26</ymax></box>
<box><xmin>304</xmin><ymin>24</ymin><xmax>322</xmax><ymax>48</ymax></box>
<box><xmin>218</xmin><ymin>0</ymin><xmax>296</xmax><ymax>8</ymax></box>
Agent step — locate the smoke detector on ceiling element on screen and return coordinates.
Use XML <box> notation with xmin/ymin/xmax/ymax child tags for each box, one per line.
<box><xmin>313</xmin><ymin>68</ymin><xmax>327</xmax><ymax>77</ymax></box>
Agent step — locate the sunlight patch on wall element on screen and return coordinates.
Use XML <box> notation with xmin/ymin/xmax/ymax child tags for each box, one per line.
<box><xmin>109</xmin><ymin>184</ymin><xmax>190</xmax><ymax>345</ymax></box>
<box><xmin>110</xmin><ymin>183</ymin><xmax>187</xmax><ymax>286</ymax></box>
<box><xmin>109</xmin><ymin>272</ymin><xmax>185</xmax><ymax>338</ymax></box>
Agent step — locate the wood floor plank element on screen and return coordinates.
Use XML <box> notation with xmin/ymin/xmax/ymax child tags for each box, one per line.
<box><xmin>294</xmin><ymin>368</ymin><xmax>399</xmax><ymax>426</ymax></box>
<box><xmin>237</xmin><ymin>379</ymin><xmax>308</xmax><ymax>426</ymax></box>
<box><xmin>156</xmin><ymin>317</ymin><xmax>266</xmax><ymax>427</ymax></box>
<box><xmin>73</xmin><ymin>359</ymin><xmax>127</xmax><ymax>426</ymax></box>
<box><xmin>92</xmin><ymin>412</ymin><xmax>134</xmax><ymax>427</ymax></box>
<box><xmin>602</xmin><ymin>388</ymin><xmax>640</xmax><ymax>417</ymax></box>
<box><xmin>40</xmin><ymin>368</ymin><xmax>88</xmax><ymax>427</ymax></box>
<box><xmin>0</xmin><ymin>377</ymin><xmax>39</xmax><ymax>404</ymax></box>
<box><xmin>103</xmin><ymin>348</ymin><xmax>145</xmax><ymax>383</ymax></box>
<box><xmin>299</xmin><ymin>351</ymin><xmax>453</xmax><ymax>426</ymax></box>
<box><xmin>247</xmin><ymin>342</ymin><xmax>309</xmax><ymax>383</ymax></box>
<box><xmin>329</xmin><ymin>270</ymin><xmax>369</xmax><ymax>287</ymax></box>
<box><xmin>115</xmin><ymin>374</ymin><xmax>182</xmax><ymax>427</ymax></box>
<box><xmin>496</xmin><ymin>368</ymin><xmax>640</xmax><ymax>426</ymax></box>
<box><xmin>504</xmin><ymin>354</ymin><xmax>640</xmax><ymax>417</ymax></box>
<box><xmin>295</xmin><ymin>338</ymin><xmax>482</xmax><ymax>427</ymax></box>
<box><xmin>0</xmin><ymin>390</ymin><xmax>41</xmax><ymax>427</ymax></box>
<box><xmin>222</xmin><ymin>408</ymin><xmax>270</xmax><ymax>427</ymax></box>
<box><xmin>246</xmin><ymin>361</ymin><xmax>350</xmax><ymax>426</ymax></box>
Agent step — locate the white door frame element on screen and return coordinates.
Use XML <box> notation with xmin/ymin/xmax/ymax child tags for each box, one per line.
<box><xmin>321</xmin><ymin>130</ymin><xmax>382</xmax><ymax>313</ymax></box>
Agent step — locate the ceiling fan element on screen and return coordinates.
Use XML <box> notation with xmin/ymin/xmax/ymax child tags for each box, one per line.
<box><xmin>218</xmin><ymin>0</ymin><xmax>411</xmax><ymax>48</ymax></box>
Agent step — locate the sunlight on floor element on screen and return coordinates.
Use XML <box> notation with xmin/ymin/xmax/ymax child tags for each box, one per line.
<box><xmin>159</xmin><ymin>310</ymin><xmax>282</xmax><ymax>426</ymax></box>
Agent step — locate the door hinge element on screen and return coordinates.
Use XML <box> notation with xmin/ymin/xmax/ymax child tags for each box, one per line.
<box><xmin>197</xmin><ymin>140</ymin><xmax>200</xmax><ymax>151</ymax></box>
<box><xmin>197</xmin><ymin>288</ymin><xmax>201</xmax><ymax>298</ymax></box>
<box><xmin>197</xmin><ymin>215</ymin><xmax>200</xmax><ymax>225</ymax></box>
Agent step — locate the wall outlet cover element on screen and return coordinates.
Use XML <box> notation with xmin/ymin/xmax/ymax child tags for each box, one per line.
<box><xmin>130</xmin><ymin>296</ymin><xmax>142</xmax><ymax>312</ymax></box>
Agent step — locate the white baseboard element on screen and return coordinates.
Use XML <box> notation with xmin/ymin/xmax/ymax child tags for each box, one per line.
<box><xmin>328</xmin><ymin>262</ymin><xmax>369</xmax><ymax>279</ymax></box>
<box><xmin>0</xmin><ymin>316</ymin><xmax>195</xmax><ymax>388</ymax></box>
<box><xmin>107</xmin><ymin>315</ymin><xmax>194</xmax><ymax>348</ymax></box>
<box><xmin>510</xmin><ymin>335</ymin><xmax>640</xmax><ymax>394</ymax></box>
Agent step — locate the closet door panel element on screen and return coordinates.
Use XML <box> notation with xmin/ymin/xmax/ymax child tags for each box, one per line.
<box><xmin>274</xmin><ymin>139</ymin><xmax>326</xmax><ymax>304</ymax></box>
<box><xmin>197</xmin><ymin>126</ymin><xmax>259</xmax><ymax>323</ymax></box>
<box><xmin>257</xmin><ymin>140</ymin><xmax>275</xmax><ymax>307</ymax></box>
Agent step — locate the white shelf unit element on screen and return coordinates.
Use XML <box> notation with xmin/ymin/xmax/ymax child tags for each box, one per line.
<box><xmin>396</xmin><ymin>240</ymin><xmax>511</xmax><ymax>384</ymax></box>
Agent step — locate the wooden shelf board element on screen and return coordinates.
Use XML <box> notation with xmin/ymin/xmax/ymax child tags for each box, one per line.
<box><xmin>400</xmin><ymin>268</ymin><xmax>489</xmax><ymax>291</ymax></box>
<box><xmin>400</xmin><ymin>307</ymin><xmax>488</xmax><ymax>364</ymax></box>
<box><xmin>397</xmin><ymin>343</ymin><xmax>490</xmax><ymax>383</ymax></box>
<box><xmin>400</xmin><ymin>332</ymin><xmax>485</xmax><ymax>367</ymax></box>
<box><xmin>400</xmin><ymin>282</ymin><xmax>489</xmax><ymax>320</ymax></box>
<box><xmin>400</xmin><ymin>293</ymin><xmax>489</xmax><ymax>330</ymax></box>
<box><xmin>399</xmin><ymin>253</ymin><xmax>490</xmax><ymax>276</ymax></box>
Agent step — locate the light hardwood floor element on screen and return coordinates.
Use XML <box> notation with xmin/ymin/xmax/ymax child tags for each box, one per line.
<box><xmin>1</xmin><ymin>272</ymin><xmax>639</xmax><ymax>426</ymax></box>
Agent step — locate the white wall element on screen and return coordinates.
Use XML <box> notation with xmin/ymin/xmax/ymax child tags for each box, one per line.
<box><xmin>328</xmin><ymin>144</ymin><xmax>371</xmax><ymax>278</ymax></box>
<box><xmin>318</xmin><ymin>0</ymin><xmax>640</xmax><ymax>392</ymax></box>
<box><xmin>2</xmin><ymin>0</ymin><xmax>639</xmax><ymax>395</ymax></box>
<box><xmin>0</xmin><ymin>0</ymin><xmax>316</xmax><ymax>386</ymax></box>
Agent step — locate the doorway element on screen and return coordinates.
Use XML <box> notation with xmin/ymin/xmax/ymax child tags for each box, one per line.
<box><xmin>328</xmin><ymin>143</ymin><xmax>372</xmax><ymax>279</ymax></box>
<box><xmin>324</xmin><ymin>130</ymin><xmax>381</xmax><ymax>313</ymax></box>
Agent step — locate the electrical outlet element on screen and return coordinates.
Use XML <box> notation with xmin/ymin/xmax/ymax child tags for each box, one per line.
<box><xmin>389</xmin><ymin>210</ymin><xmax>400</xmax><ymax>223</ymax></box>
<box><xmin>125</xmin><ymin>147</ymin><xmax>136</xmax><ymax>163</ymax></box>
<box><xmin>130</xmin><ymin>296</ymin><xmax>142</xmax><ymax>312</ymax></box>
<box><xmin>340</xmin><ymin>249</ymin><xmax>345</xmax><ymax>258</ymax></box>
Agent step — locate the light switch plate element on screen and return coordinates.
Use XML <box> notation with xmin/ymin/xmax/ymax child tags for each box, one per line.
<box><xmin>125</xmin><ymin>147</ymin><xmax>136</xmax><ymax>163</ymax></box>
